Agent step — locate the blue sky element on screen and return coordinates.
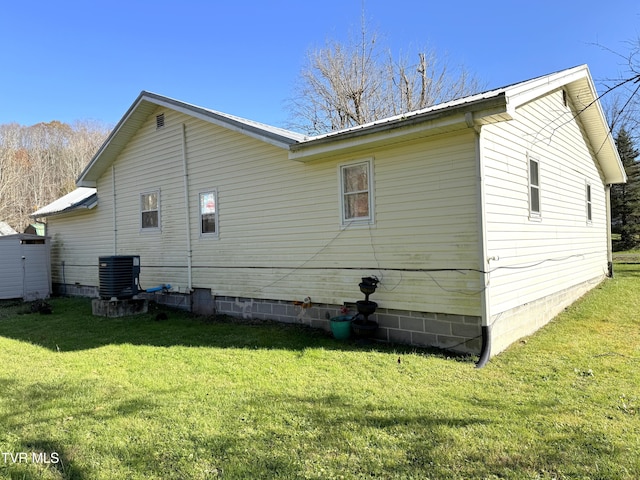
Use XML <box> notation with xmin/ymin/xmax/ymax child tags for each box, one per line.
<box><xmin>1</xmin><ymin>0</ymin><xmax>639</xmax><ymax>129</ymax></box>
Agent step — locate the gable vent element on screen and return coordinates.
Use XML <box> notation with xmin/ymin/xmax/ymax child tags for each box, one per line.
<box><xmin>156</xmin><ymin>113</ymin><xmax>165</xmax><ymax>129</ymax></box>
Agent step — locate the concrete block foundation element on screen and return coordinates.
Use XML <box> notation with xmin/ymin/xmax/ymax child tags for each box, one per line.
<box><xmin>55</xmin><ymin>283</ymin><xmax>481</xmax><ymax>354</ymax></box>
<box><xmin>92</xmin><ymin>298</ymin><xmax>148</xmax><ymax>318</ymax></box>
<box><xmin>213</xmin><ymin>295</ymin><xmax>482</xmax><ymax>355</ymax></box>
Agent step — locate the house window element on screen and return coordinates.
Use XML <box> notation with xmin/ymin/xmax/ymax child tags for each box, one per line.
<box><xmin>586</xmin><ymin>183</ymin><xmax>593</xmax><ymax>222</ymax></box>
<box><xmin>140</xmin><ymin>191</ymin><xmax>160</xmax><ymax>230</ymax></box>
<box><xmin>528</xmin><ymin>157</ymin><xmax>541</xmax><ymax>218</ymax></box>
<box><xmin>199</xmin><ymin>190</ymin><xmax>218</xmax><ymax>236</ymax></box>
<box><xmin>340</xmin><ymin>159</ymin><xmax>374</xmax><ymax>225</ymax></box>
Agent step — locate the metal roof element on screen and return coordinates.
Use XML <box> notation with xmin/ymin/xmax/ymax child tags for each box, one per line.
<box><xmin>290</xmin><ymin>65</ymin><xmax>626</xmax><ymax>183</ymax></box>
<box><xmin>0</xmin><ymin>222</ymin><xmax>18</xmax><ymax>236</ymax></box>
<box><xmin>31</xmin><ymin>187</ymin><xmax>97</xmax><ymax>218</ymax></box>
<box><xmin>73</xmin><ymin>64</ymin><xmax>625</xmax><ymax>189</ymax></box>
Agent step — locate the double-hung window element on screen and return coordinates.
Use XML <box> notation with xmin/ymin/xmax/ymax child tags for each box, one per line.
<box><xmin>199</xmin><ymin>190</ymin><xmax>218</xmax><ymax>237</ymax></box>
<box><xmin>340</xmin><ymin>159</ymin><xmax>374</xmax><ymax>226</ymax></box>
<box><xmin>140</xmin><ymin>191</ymin><xmax>160</xmax><ymax>230</ymax></box>
<box><xmin>586</xmin><ymin>183</ymin><xmax>593</xmax><ymax>223</ymax></box>
<box><xmin>528</xmin><ymin>157</ymin><xmax>541</xmax><ymax>218</ymax></box>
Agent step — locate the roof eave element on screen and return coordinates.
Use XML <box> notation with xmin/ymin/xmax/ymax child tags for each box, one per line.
<box><xmin>76</xmin><ymin>91</ymin><xmax>152</xmax><ymax>186</ymax></box>
<box><xmin>30</xmin><ymin>201</ymin><xmax>97</xmax><ymax>219</ymax></box>
<box><xmin>30</xmin><ymin>191</ymin><xmax>97</xmax><ymax>219</ymax></box>
<box><xmin>77</xmin><ymin>91</ymin><xmax>304</xmax><ymax>186</ymax></box>
<box><xmin>502</xmin><ymin>65</ymin><xmax>626</xmax><ymax>184</ymax></box>
<box><xmin>564</xmin><ymin>69</ymin><xmax>626</xmax><ymax>185</ymax></box>
<box><xmin>142</xmin><ymin>93</ymin><xmax>303</xmax><ymax>149</ymax></box>
<box><xmin>288</xmin><ymin>94</ymin><xmax>509</xmax><ymax>162</ymax></box>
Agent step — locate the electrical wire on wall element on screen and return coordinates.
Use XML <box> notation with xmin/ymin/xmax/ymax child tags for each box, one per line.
<box><xmin>366</xmin><ymin>222</ymin><xmax>402</xmax><ymax>293</ymax></box>
<box><xmin>255</xmin><ymin>220</ymin><xmax>359</xmax><ymax>293</ymax></box>
<box><xmin>249</xmin><ymin>205</ymin><xmax>607</xmax><ymax>297</ymax></box>
<box><xmin>527</xmin><ymin>72</ymin><xmax>640</xmax><ymax>156</ymax></box>
<box><xmin>217</xmin><ymin>75</ymin><xmax>627</xmax><ymax>299</ymax></box>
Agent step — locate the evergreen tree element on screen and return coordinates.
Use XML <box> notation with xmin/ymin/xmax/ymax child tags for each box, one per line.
<box><xmin>611</xmin><ymin>127</ymin><xmax>640</xmax><ymax>250</ymax></box>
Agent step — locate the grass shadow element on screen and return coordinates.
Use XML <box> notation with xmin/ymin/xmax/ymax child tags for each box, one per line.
<box><xmin>613</xmin><ymin>262</ymin><xmax>640</xmax><ymax>279</ymax></box>
<box><xmin>1</xmin><ymin>376</ymin><xmax>165</xmax><ymax>429</ymax></box>
<box><xmin>1</xmin><ymin>378</ymin><xmax>179</xmax><ymax>479</ymax></box>
<box><xmin>14</xmin><ymin>439</ymin><xmax>89</xmax><ymax>480</ymax></box>
<box><xmin>0</xmin><ymin>297</ymin><xmax>468</xmax><ymax>363</ymax></box>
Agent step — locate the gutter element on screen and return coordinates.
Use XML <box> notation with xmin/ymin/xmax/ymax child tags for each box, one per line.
<box><xmin>289</xmin><ymin>93</ymin><xmax>508</xmax><ymax>161</ymax></box>
<box><xmin>30</xmin><ymin>195</ymin><xmax>98</xmax><ymax>220</ymax></box>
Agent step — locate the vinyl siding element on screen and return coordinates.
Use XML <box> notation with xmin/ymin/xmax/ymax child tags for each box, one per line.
<box><xmin>482</xmin><ymin>89</ymin><xmax>608</xmax><ymax>316</ymax></box>
<box><xmin>47</xmin><ymin>207</ymin><xmax>112</xmax><ymax>286</ymax></box>
<box><xmin>185</xmin><ymin>113</ymin><xmax>482</xmax><ymax>316</ymax></box>
<box><xmin>49</xmin><ymin>107</ymin><xmax>482</xmax><ymax>316</ymax></box>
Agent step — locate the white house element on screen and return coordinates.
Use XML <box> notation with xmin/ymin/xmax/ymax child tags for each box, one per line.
<box><xmin>32</xmin><ymin>65</ymin><xmax>626</xmax><ymax>363</ymax></box>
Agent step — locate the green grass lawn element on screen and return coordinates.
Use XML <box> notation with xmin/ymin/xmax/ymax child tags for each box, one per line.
<box><xmin>1</xmin><ymin>265</ymin><xmax>639</xmax><ymax>479</ymax></box>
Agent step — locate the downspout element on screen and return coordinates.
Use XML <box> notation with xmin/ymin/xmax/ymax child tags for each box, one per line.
<box><xmin>21</xmin><ymin>254</ymin><xmax>27</xmax><ymax>301</ymax></box>
<box><xmin>181</xmin><ymin>123</ymin><xmax>193</xmax><ymax>292</ymax></box>
<box><xmin>466</xmin><ymin>112</ymin><xmax>492</xmax><ymax>368</ymax></box>
<box><xmin>605</xmin><ymin>184</ymin><xmax>613</xmax><ymax>277</ymax></box>
<box><xmin>112</xmin><ymin>165</ymin><xmax>118</xmax><ymax>255</ymax></box>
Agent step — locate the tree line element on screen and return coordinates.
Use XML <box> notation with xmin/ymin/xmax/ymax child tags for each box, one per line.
<box><xmin>0</xmin><ymin>121</ymin><xmax>110</xmax><ymax>231</ymax></box>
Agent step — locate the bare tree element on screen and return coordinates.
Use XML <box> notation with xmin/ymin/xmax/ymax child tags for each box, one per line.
<box><xmin>598</xmin><ymin>36</ymin><xmax>640</xmax><ymax>139</ymax></box>
<box><xmin>0</xmin><ymin>124</ymin><xmax>23</xmax><ymax>226</ymax></box>
<box><xmin>287</xmin><ymin>29</ymin><xmax>484</xmax><ymax>135</ymax></box>
<box><xmin>0</xmin><ymin>121</ymin><xmax>109</xmax><ymax>231</ymax></box>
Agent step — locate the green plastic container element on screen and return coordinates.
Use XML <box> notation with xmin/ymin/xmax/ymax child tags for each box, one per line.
<box><xmin>330</xmin><ymin>315</ymin><xmax>353</xmax><ymax>340</ymax></box>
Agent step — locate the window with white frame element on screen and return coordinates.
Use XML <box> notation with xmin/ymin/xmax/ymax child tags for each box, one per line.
<box><xmin>586</xmin><ymin>183</ymin><xmax>593</xmax><ymax>222</ymax></box>
<box><xmin>199</xmin><ymin>190</ymin><xmax>218</xmax><ymax>236</ymax></box>
<box><xmin>140</xmin><ymin>191</ymin><xmax>160</xmax><ymax>230</ymax></box>
<box><xmin>340</xmin><ymin>159</ymin><xmax>374</xmax><ymax>225</ymax></box>
<box><xmin>528</xmin><ymin>157</ymin><xmax>541</xmax><ymax>217</ymax></box>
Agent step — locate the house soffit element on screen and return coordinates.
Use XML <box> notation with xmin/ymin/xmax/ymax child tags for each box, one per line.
<box><xmin>505</xmin><ymin>68</ymin><xmax>625</xmax><ymax>185</ymax></box>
